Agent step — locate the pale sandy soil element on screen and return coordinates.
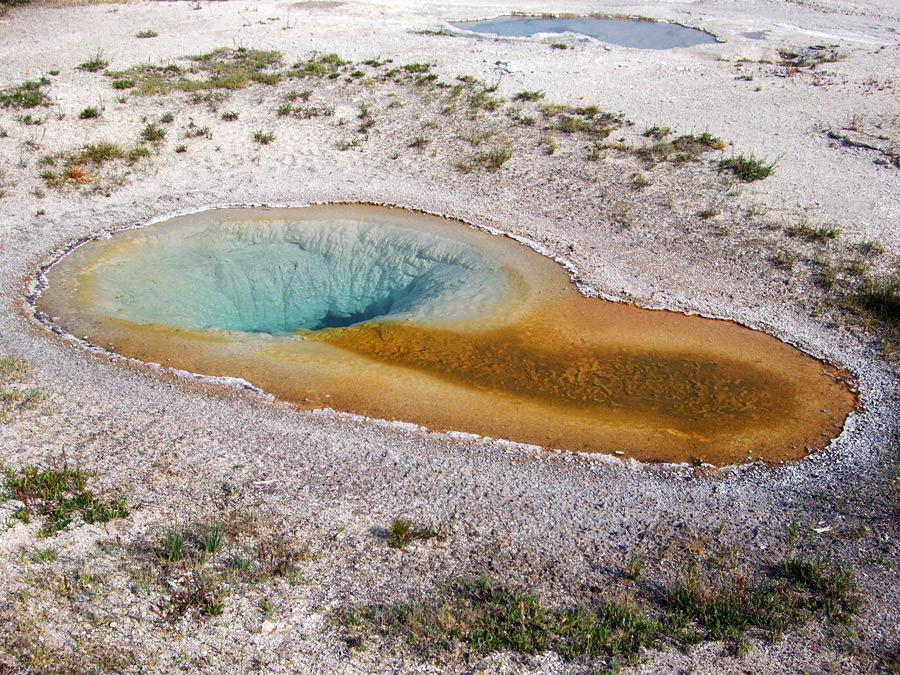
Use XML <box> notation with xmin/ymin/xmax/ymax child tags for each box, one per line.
<box><xmin>0</xmin><ymin>0</ymin><xmax>899</xmax><ymax>673</ymax></box>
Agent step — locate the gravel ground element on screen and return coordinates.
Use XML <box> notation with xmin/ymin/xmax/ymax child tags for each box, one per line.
<box><xmin>0</xmin><ymin>0</ymin><xmax>899</xmax><ymax>672</ymax></box>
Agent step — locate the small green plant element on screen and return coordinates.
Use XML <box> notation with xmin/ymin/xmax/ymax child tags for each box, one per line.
<box><xmin>77</xmin><ymin>51</ymin><xmax>109</xmax><ymax>73</ymax></box>
<box><xmin>858</xmin><ymin>239</ymin><xmax>885</xmax><ymax>256</ymax></box>
<box><xmin>631</xmin><ymin>172</ymin><xmax>652</xmax><ymax>188</ymax></box>
<box><xmin>221</xmin><ymin>110</ymin><xmax>239</xmax><ymax>121</ymax></box>
<box><xmin>294</xmin><ymin>105</ymin><xmax>334</xmax><ymax>119</ymax></box>
<box><xmin>771</xmin><ymin>248</ymin><xmax>795</xmax><ymax>273</ymax></box>
<box><xmin>414</xmin><ymin>28</ymin><xmax>453</xmax><ymax>36</ymax></box>
<box><xmin>81</xmin><ymin>141</ymin><xmax>124</xmax><ymax>163</ymax></box>
<box><xmin>472</xmin><ymin>142</ymin><xmax>513</xmax><ymax>171</ymax></box>
<box><xmin>184</xmin><ymin>124</ymin><xmax>211</xmax><ymax>139</ymax></box>
<box><xmin>785</xmin><ymin>220</ymin><xmax>839</xmax><ymax>242</ymax></box>
<box><xmin>643</xmin><ymin>125</ymin><xmax>671</xmax><ymax>140</ymax></box>
<box><xmin>506</xmin><ymin>107</ymin><xmax>535</xmax><ymax>126</ymax></box>
<box><xmin>698</xmin><ymin>207</ymin><xmax>721</xmax><ymax>219</ymax></box>
<box><xmin>16</xmin><ymin>113</ymin><xmax>42</xmax><ymax>125</ymax></box>
<box><xmin>402</xmin><ymin>62</ymin><xmax>431</xmax><ymax>74</ymax></box>
<box><xmin>175</xmin><ymin>144</ymin><xmax>187</xmax><ymax>153</ymax></box>
<box><xmin>408</xmin><ymin>135</ymin><xmax>430</xmax><ymax>150</ymax></box>
<box><xmin>857</xmin><ymin>275</ymin><xmax>900</xmax><ymax>338</ymax></box>
<box><xmin>79</xmin><ymin>106</ymin><xmax>101</xmax><ymax>119</ymax></box>
<box><xmin>719</xmin><ymin>153</ymin><xmax>775</xmax><ymax>181</ymax></box>
<box><xmin>253</xmin><ymin>129</ymin><xmax>275</xmax><ymax>145</ymax></box>
<box><xmin>140</xmin><ymin>122</ymin><xmax>166</xmax><ymax>143</ymax></box>
<box><xmin>228</xmin><ymin>554</ymin><xmax>251</xmax><ymax>571</ymax></box>
<box><xmin>162</xmin><ymin>527</ymin><xmax>184</xmax><ymax>563</ymax></box>
<box><xmin>362</xmin><ymin>58</ymin><xmax>393</xmax><ymax>68</ymax></box>
<box><xmin>29</xmin><ymin>546</ymin><xmax>59</xmax><ymax>563</ymax></box>
<box><xmin>715</xmin><ymin>222</ymin><xmax>732</xmax><ymax>237</ymax></box>
<box><xmin>780</xmin><ymin>557</ymin><xmax>862</xmax><ymax>621</ymax></box>
<box><xmin>291</xmin><ymin>52</ymin><xmax>349</xmax><ymax>79</ymax></box>
<box><xmin>2</xmin><ymin>459</ymin><xmax>129</xmax><ymax>536</ymax></box>
<box><xmin>127</xmin><ymin>145</ymin><xmax>152</xmax><ymax>165</ymax></box>
<box><xmin>277</xmin><ymin>102</ymin><xmax>293</xmax><ymax>116</ymax></box>
<box><xmin>550</xmin><ymin>42</ymin><xmax>569</xmax><ymax>50</ymax></box>
<box><xmin>848</xmin><ymin>256</ymin><xmax>870</xmax><ymax>276</ymax></box>
<box><xmin>468</xmin><ymin>89</ymin><xmax>502</xmax><ymax>112</ymax></box>
<box><xmin>161</xmin><ymin>569</ymin><xmax>225</xmax><ymax>619</ymax></box>
<box><xmin>627</xmin><ymin>552</ymin><xmax>644</xmax><ymax>581</ymax></box>
<box><xmin>284</xmin><ymin>89</ymin><xmax>312</xmax><ymax>103</ymax></box>
<box><xmin>386</xmin><ymin>517</ymin><xmax>444</xmax><ymax>549</ymax></box>
<box><xmin>160</xmin><ymin>111</ymin><xmax>174</xmax><ymax>124</ymax></box>
<box><xmin>200</xmin><ymin>522</ymin><xmax>225</xmax><ymax>554</ymax></box>
<box><xmin>513</xmin><ymin>90</ymin><xmax>545</xmax><ymax>102</ymax></box>
<box><xmin>336</xmin><ymin>138</ymin><xmax>361</xmax><ymax>151</ymax></box>
<box><xmin>136</xmin><ymin>29</ymin><xmax>159</xmax><ymax>39</ymax></box>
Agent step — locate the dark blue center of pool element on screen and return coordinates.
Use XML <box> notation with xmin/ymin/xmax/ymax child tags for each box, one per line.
<box><xmin>452</xmin><ymin>16</ymin><xmax>718</xmax><ymax>50</ymax></box>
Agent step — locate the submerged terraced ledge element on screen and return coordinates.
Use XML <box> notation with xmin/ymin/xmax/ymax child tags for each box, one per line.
<box><xmin>35</xmin><ymin>205</ymin><xmax>855</xmax><ymax>466</ymax></box>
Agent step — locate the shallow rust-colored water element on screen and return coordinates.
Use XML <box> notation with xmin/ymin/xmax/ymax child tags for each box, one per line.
<box><xmin>36</xmin><ymin>205</ymin><xmax>856</xmax><ymax>465</ymax></box>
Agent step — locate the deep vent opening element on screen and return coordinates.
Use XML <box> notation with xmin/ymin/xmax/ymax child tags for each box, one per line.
<box><xmin>307</xmin><ymin>295</ymin><xmax>398</xmax><ymax>330</ymax></box>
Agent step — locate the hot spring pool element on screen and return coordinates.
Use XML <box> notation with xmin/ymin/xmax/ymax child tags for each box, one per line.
<box><xmin>451</xmin><ymin>16</ymin><xmax>718</xmax><ymax>50</ymax></box>
<box><xmin>36</xmin><ymin>205</ymin><xmax>855</xmax><ymax>466</ymax></box>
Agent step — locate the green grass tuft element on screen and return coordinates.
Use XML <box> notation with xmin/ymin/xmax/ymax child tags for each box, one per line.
<box><xmin>253</xmin><ymin>129</ymin><xmax>275</xmax><ymax>145</ymax></box>
<box><xmin>386</xmin><ymin>517</ymin><xmax>443</xmax><ymax>549</ymax></box>
<box><xmin>79</xmin><ymin>106</ymin><xmax>101</xmax><ymax>120</ymax></box>
<box><xmin>140</xmin><ymin>122</ymin><xmax>166</xmax><ymax>143</ymax></box>
<box><xmin>857</xmin><ymin>275</ymin><xmax>900</xmax><ymax>344</ymax></box>
<box><xmin>291</xmin><ymin>53</ymin><xmax>349</xmax><ymax>79</ymax></box>
<box><xmin>513</xmin><ymin>90</ymin><xmax>544</xmax><ymax>102</ymax></box>
<box><xmin>77</xmin><ymin>51</ymin><xmax>109</xmax><ymax>73</ymax></box>
<box><xmin>719</xmin><ymin>153</ymin><xmax>775</xmax><ymax>181</ymax></box>
<box><xmin>785</xmin><ymin>220</ymin><xmax>839</xmax><ymax>242</ymax></box>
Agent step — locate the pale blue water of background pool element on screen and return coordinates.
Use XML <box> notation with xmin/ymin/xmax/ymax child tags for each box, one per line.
<box><xmin>451</xmin><ymin>16</ymin><xmax>718</xmax><ymax>50</ymax></box>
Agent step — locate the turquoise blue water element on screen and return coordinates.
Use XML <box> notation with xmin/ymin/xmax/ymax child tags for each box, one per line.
<box><xmin>82</xmin><ymin>210</ymin><xmax>518</xmax><ymax>334</ymax></box>
<box><xmin>452</xmin><ymin>16</ymin><xmax>717</xmax><ymax>50</ymax></box>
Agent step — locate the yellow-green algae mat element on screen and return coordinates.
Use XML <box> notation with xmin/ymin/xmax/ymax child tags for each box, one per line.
<box><xmin>36</xmin><ymin>204</ymin><xmax>855</xmax><ymax>466</ymax></box>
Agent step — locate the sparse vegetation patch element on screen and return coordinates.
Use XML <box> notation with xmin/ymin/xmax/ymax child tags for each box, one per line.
<box><xmin>386</xmin><ymin>517</ymin><xmax>444</xmax><ymax>548</ymax></box>
<box><xmin>2</xmin><ymin>458</ymin><xmax>129</xmax><ymax>537</ymax></box>
<box><xmin>77</xmin><ymin>51</ymin><xmax>109</xmax><ymax>73</ymax></box>
<box><xmin>133</xmin><ymin>513</ymin><xmax>313</xmax><ymax>622</ymax></box>
<box><xmin>0</xmin><ymin>78</ymin><xmax>50</xmax><ymax>109</ymax></box>
<box><xmin>344</xmin><ymin>554</ymin><xmax>861</xmax><ymax>667</ymax></box>
<box><xmin>719</xmin><ymin>153</ymin><xmax>775</xmax><ymax>181</ymax></box>
<box><xmin>0</xmin><ymin>356</ymin><xmax>44</xmax><ymax>422</ymax></box>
